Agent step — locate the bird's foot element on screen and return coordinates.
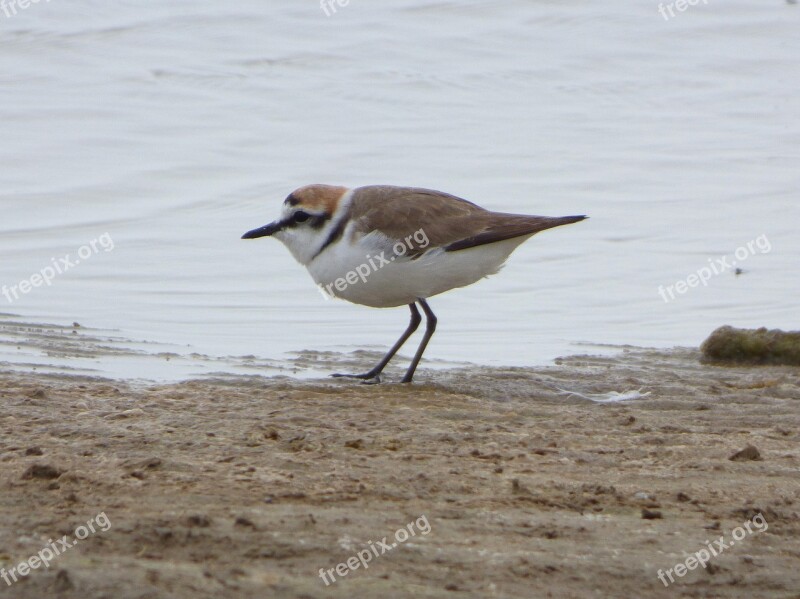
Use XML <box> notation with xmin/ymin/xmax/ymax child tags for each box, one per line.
<box><xmin>331</xmin><ymin>371</ymin><xmax>383</xmax><ymax>384</ymax></box>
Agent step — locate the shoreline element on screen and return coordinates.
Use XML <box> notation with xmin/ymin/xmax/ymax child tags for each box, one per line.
<box><xmin>1</xmin><ymin>346</ymin><xmax>798</xmax><ymax>597</ymax></box>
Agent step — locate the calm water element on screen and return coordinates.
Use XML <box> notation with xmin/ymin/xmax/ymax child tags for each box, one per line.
<box><xmin>1</xmin><ymin>1</ymin><xmax>798</xmax><ymax>379</ymax></box>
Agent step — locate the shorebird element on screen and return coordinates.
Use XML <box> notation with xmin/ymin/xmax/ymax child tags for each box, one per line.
<box><xmin>243</xmin><ymin>185</ymin><xmax>586</xmax><ymax>383</ymax></box>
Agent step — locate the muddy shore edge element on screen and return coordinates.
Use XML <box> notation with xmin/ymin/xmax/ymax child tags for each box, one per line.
<box><xmin>1</xmin><ymin>348</ymin><xmax>799</xmax><ymax>598</ymax></box>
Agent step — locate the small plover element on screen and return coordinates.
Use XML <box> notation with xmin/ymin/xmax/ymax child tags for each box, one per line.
<box><xmin>243</xmin><ymin>184</ymin><xmax>586</xmax><ymax>383</ymax></box>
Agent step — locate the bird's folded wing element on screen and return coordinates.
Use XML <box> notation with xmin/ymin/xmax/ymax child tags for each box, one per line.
<box><xmin>349</xmin><ymin>185</ymin><xmax>585</xmax><ymax>256</ymax></box>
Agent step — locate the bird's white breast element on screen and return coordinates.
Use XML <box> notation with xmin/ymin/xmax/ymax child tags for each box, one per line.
<box><xmin>306</xmin><ymin>226</ymin><xmax>532</xmax><ymax>308</ymax></box>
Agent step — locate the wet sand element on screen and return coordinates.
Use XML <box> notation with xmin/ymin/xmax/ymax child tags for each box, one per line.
<box><xmin>1</xmin><ymin>342</ymin><xmax>799</xmax><ymax>598</ymax></box>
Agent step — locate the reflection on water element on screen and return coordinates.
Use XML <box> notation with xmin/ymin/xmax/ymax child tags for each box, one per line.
<box><xmin>1</xmin><ymin>1</ymin><xmax>798</xmax><ymax>379</ymax></box>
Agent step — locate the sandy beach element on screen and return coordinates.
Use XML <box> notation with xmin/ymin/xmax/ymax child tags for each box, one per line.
<box><xmin>2</xmin><ymin>336</ymin><xmax>798</xmax><ymax>598</ymax></box>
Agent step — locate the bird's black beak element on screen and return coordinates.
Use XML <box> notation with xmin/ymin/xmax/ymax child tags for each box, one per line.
<box><xmin>241</xmin><ymin>221</ymin><xmax>282</xmax><ymax>239</ymax></box>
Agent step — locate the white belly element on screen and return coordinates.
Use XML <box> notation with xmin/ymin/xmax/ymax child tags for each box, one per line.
<box><xmin>306</xmin><ymin>234</ymin><xmax>533</xmax><ymax>308</ymax></box>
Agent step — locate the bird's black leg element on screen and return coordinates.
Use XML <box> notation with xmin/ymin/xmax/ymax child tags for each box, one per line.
<box><xmin>401</xmin><ymin>299</ymin><xmax>437</xmax><ymax>384</ymax></box>
<box><xmin>332</xmin><ymin>303</ymin><xmax>421</xmax><ymax>381</ymax></box>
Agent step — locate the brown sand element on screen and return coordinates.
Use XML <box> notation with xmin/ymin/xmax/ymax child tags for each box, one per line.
<box><xmin>1</xmin><ymin>348</ymin><xmax>799</xmax><ymax>598</ymax></box>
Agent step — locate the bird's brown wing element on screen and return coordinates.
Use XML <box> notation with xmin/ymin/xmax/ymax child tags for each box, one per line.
<box><xmin>349</xmin><ymin>185</ymin><xmax>585</xmax><ymax>256</ymax></box>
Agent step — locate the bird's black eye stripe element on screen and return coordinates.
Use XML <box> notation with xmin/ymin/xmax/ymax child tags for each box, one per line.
<box><xmin>284</xmin><ymin>210</ymin><xmax>327</xmax><ymax>230</ymax></box>
<box><xmin>288</xmin><ymin>211</ymin><xmax>329</xmax><ymax>229</ymax></box>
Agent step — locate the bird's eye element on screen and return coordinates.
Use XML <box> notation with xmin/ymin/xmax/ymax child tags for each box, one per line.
<box><xmin>294</xmin><ymin>211</ymin><xmax>310</xmax><ymax>223</ymax></box>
